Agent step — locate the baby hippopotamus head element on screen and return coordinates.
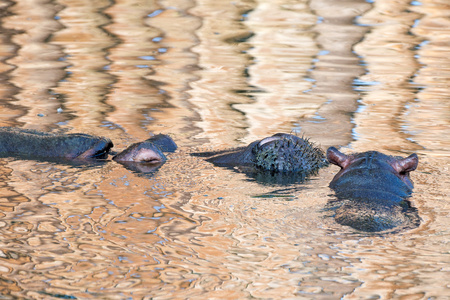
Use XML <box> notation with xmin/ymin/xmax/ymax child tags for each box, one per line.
<box><xmin>252</xmin><ymin>133</ymin><xmax>328</xmax><ymax>174</ymax></box>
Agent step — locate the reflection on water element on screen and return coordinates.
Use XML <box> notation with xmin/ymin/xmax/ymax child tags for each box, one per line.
<box><xmin>0</xmin><ymin>0</ymin><xmax>449</xmax><ymax>298</ymax></box>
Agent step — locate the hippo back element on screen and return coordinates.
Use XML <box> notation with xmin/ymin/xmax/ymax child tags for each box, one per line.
<box><xmin>0</xmin><ymin>128</ymin><xmax>112</xmax><ymax>160</ymax></box>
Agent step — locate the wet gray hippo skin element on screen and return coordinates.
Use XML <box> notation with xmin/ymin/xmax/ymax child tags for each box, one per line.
<box><xmin>202</xmin><ymin>133</ymin><xmax>328</xmax><ymax>181</ymax></box>
<box><xmin>0</xmin><ymin>127</ymin><xmax>113</xmax><ymax>160</ymax></box>
<box><xmin>327</xmin><ymin>147</ymin><xmax>420</xmax><ymax>232</ymax></box>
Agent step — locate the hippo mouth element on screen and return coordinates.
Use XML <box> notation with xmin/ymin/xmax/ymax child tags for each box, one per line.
<box><xmin>132</xmin><ymin>149</ymin><xmax>165</xmax><ymax>163</ymax></box>
<box><xmin>112</xmin><ymin>141</ymin><xmax>167</xmax><ymax>163</ymax></box>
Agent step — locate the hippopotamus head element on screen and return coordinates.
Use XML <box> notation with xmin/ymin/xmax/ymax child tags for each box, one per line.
<box><xmin>111</xmin><ymin>134</ymin><xmax>177</xmax><ymax>173</ymax></box>
<box><xmin>327</xmin><ymin>147</ymin><xmax>418</xmax><ymax>190</ymax></box>
<box><xmin>112</xmin><ymin>134</ymin><xmax>176</xmax><ymax>163</ymax></box>
<box><xmin>197</xmin><ymin>133</ymin><xmax>328</xmax><ymax>183</ymax></box>
<box><xmin>326</xmin><ymin>147</ymin><xmax>420</xmax><ymax>232</ymax></box>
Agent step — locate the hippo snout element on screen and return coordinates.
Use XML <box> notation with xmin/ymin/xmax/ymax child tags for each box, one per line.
<box><xmin>112</xmin><ymin>140</ymin><xmax>167</xmax><ymax>163</ymax></box>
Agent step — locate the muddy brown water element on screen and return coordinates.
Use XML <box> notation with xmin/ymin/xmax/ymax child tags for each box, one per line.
<box><xmin>0</xmin><ymin>0</ymin><xmax>449</xmax><ymax>298</ymax></box>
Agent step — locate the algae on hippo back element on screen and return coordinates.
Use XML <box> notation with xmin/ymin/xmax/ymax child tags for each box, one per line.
<box><xmin>194</xmin><ymin>133</ymin><xmax>329</xmax><ymax>184</ymax></box>
<box><xmin>252</xmin><ymin>133</ymin><xmax>328</xmax><ymax>174</ymax></box>
<box><xmin>326</xmin><ymin>147</ymin><xmax>420</xmax><ymax>232</ymax></box>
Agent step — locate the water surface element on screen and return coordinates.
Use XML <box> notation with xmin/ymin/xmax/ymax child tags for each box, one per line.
<box><xmin>0</xmin><ymin>0</ymin><xmax>449</xmax><ymax>298</ymax></box>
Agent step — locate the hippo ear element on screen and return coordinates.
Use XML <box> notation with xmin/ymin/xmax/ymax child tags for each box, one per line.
<box><xmin>393</xmin><ymin>153</ymin><xmax>418</xmax><ymax>173</ymax></box>
<box><xmin>327</xmin><ymin>147</ymin><xmax>350</xmax><ymax>169</ymax></box>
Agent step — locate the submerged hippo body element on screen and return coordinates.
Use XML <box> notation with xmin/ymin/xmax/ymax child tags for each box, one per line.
<box><xmin>327</xmin><ymin>147</ymin><xmax>420</xmax><ymax>232</ymax></box>
<box><xmin>197</xmin><ymin>133</ymin><xmax>328</xmax><ymax>183</ymax></box>
<box><xmin>0</xmin><ymin>127</ymin><xmax>113</xmax><ymax>160</ymax></box>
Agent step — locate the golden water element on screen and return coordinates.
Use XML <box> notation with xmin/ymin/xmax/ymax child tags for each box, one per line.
<box><xmin>0</xmin><ymin>0</ymin><xmax>448</xmax><ymax>298</ymax></box>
